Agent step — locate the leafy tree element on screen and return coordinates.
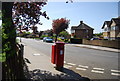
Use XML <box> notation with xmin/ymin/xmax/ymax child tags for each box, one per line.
<box><xmin>12</xmin><ymin>2</ymin><xmax>49</xmax><ymax>33</ymax></box>
<box><xmin>52</xmin><ymin>18</ymin><xmax>70</xmax><ymax>42</ymax></box>
<box><xmin>59</xmin><ymin>30</ymin><xmax>69</xmax><ymax>38</ymax></box>
<box><xmin>2</xmin><ymin>1</ymin><xmax>49</xmax><ymax>59</ymax></box>
<box><xmin>94</xmin><ymin>32</ymin><xmax>103</xmax><ymax>37</ymax></box>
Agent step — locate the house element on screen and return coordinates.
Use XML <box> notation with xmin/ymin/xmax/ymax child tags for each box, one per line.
<box><xmin>42</xmin><ymin>29</ymin><xmax>53</xmax><ymax>36</ymax></box>
<box><xmin>101</xmin><ymin>21</ymin><xmax>111</xmax><ymax>40</ymax></box>
<box><xmin>102</xmin><ymin>17</ymin><xmax>120</xmax><ymax>40</ymax></box>
<box><xmin>71</xmin><ymin>21</ymin><xmax>94</xmax><ymax>39</ymax></box>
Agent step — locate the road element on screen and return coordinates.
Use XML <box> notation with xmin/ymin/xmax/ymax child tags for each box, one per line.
<box><xmin>21</xmin><ymin>38</ymin><xmax>120</xmax><ymax>80</ymax></box>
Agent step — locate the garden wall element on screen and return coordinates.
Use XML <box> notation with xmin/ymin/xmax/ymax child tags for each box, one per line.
<box><xmin>83</xmin><ymin>39</ymin><xmax>120</xmax><ymax>49</ymax></box>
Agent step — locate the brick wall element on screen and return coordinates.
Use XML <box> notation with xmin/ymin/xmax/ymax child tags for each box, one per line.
<box><xmin>75</xmin><ymin>29</ymin><xmax>93</xmax><ymax>39</ymax></box>
<box><xmin>83</xmin><ymin>39</ymin><xmax>120</xmax><ymax>49</ymax></box>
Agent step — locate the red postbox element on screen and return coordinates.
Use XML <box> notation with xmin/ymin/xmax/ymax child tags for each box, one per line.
<box><xmin>55</xmin><ymin>42</ymin><xmax>65</xmax><ymax>70</ymax></box>
<box><xmin>51</xmin><ymin>44</ymin><xmax>56</xmax><ymax>64</ymax></box>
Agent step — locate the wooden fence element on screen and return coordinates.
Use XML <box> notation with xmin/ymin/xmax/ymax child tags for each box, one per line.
<box><xmin>2</xmin><ymin>44</ymin><xmax>25</xmax><ymax>80</ymax></box>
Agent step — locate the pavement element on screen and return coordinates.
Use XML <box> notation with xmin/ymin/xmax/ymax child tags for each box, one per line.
<box><xmin>67</xmin><ymin>44</ymin><xmax>120</xmax><ymax>53</ymax></box>
<box><xmin>19</xmin><ymin>38</ymin><xmax>120</xmax><ymax>81</ymax></box>
<box><xmin>22</xmin><ymin>43</ymin><xmax>90</xmax><ymax>81</ymax></box>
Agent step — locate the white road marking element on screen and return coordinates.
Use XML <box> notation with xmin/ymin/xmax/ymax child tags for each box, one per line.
<box><xmin>92</xmin><ymin>46</ymin><xmax>98</xmax><ymax>49</ymax></box>
<box><xmin>64</xmin><ymin>61</ymin><xmax>66</xmax><ymax>64</ymax></box>
<box><xmin>76</xmin><ymin>67</ymin><xmax>87</xmax><ymax>71</ymax></box>
<box><xmin>64</xmin><ymin>65</ymin><xmax>72</xmax><ymax>69</ymax></box>
<box><xmin>67</xmin><ymin>63</ymin><xmax>76</xmax><ymax>66</ymax></box>
<box><xmin>93</xmin><ymin>68</ymin><xmax>104</xmax><ymax>71</ymax></box>
<box><xmin>78</xmin><ymin>65</ymin><xmax>89</xmax><ymax>68</ymax></box>
<box><xmin>111</xmin><ymin>73</ymin><xmax>120</xmax><ymax>76</ymax></box>
<box><xmin>111</xmin><ymin>70</ymin><xmax>120</xmax><ymax>73</ymax></box>
<box><xmin>91</xmin><ymin>70</ymin><xmax>104</xmax><ymax>74</ymax></box>
<box><xmin>33</xmin><ymin>53</ymin><xmax>41</xmax><ymax>56</ymax></box>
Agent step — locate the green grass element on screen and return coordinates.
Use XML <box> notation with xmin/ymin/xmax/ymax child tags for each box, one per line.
<box><xmin>34</xmin><ymin>38</ymin><xmax>40</xmax><ymax>39</ymax></box>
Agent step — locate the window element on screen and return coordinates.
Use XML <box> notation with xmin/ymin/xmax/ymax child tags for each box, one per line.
<box><xmin>108</xmin><ymin>27</ymin><xmax>110</xmax><ymax>31</ymax></box>
<box><xmin>71</xmin><ymin>29</ymin><xmax>75</xmax><ymax>33</ymax></box>
<box><xmin>104</xmin><ymin>27</ymin><xmax>108</xmax><ymax>31</ymax></box>
<box><xmin>116</xmin><ymin>26</ymin><xmax>119</xmax><ymax>30</ymax></box>
<box><xmin>86</xmin><ymin>30</ymin><xmax>88</xmax><ymax>33</ymax></box>
<box><xmin>111</xmin><ymin>26</ymin><xmax>115</xmax><ymax>30</ymax></box>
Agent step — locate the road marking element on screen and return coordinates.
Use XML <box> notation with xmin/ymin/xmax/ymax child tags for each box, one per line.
<box><xmin>93</xmin><ymin>68</ymin><xmax>104</xmax><ymax>71</ymax></box>
<box><xmin>64</xmin><ymin>65</ymin><xmax>72</xmax><ymax>69</ymax></box>
<box><xmin>92</xmin><ymin>46</ymin><xmax>98</xmax><ymax>49</ymax></box>
<box><xmin>111</xmin><ymin>73</ymin><xmax>120</xmax><ymax>76</ymax></box>
<box><xmin>33</xmin><ymin>53</ymin><xmax>41</xmax><ymax>56</ymax></box>
<box><xmin>67</xmin><ymin>63</ymin><xmax>76</xmax><ymax>66</ymax></box>
<box><xmin>78</xmin><ymin>65</ymin><xmax>89</xmax><ymax>68</ymax></box>
<box><xmin>91</xmin><ymin>70</ymin><xmax>104</xmax><ymax>74</ymax></box>
<box><xmin>64</xmin><ymin>61</ymin><xmax>66</xmax><ymax>64</ymax></box>
<box><xmin>111</xmin><ymin>69</ymin><xmax>120</xmax><ymax>73</ymax></box>
<box><xmin>76</xmin><ymin>67</ymin><xmax>87</xmax><ymax>71</ymax></box>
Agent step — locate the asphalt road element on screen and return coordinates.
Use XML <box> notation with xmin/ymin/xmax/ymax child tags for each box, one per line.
<box><xmin>21</xmin><ymin>38</ymin><xmax>120</xmax><ymax>80</ymax></box>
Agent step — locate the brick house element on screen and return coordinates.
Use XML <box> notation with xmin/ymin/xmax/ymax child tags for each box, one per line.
<box><xmin>71</xmin><ymin>21</ymin><xmax>94</xmax><ymax>39</ymax></box>
<box><xmin>42</xmin><ymin>29</ymin><xmax>53</xmax><ymax>36</ymax></box>
<box><xmin>102</xmin><ymin>17</ymin><xmax>120</xmax><ymax>40</ymax></box>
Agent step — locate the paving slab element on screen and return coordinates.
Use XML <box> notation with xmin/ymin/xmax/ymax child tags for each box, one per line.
<box><xmin>23</xmin><ymin>44</ymin><xmax>90</xmax><ymax>81</ymax></box>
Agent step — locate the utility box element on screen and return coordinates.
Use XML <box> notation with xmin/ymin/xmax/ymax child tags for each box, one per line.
<box><xmin>55</xmin><ymin>42</ymin><xmax>65</xmax><ymax>70</ymax></box>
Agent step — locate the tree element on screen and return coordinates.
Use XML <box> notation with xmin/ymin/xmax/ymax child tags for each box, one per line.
<box><xmin>52</xmin><ymin>18</ymin><xmax>70</xmax><ymax>42</ymax></box>
<box><xmin>93</xmin><ymin>32</ymin><xmax>103</xmax><ymax>37</ymax></box>
<box><xmin>2</xmin><ymin>1</ymin><xmax>49</xmax><ymax>57</ymax></box>
<box><xmin>2</xmin><ymin>1</ymin><xmax>49</xmax><ymax>79</ymax></box>
<box><xmin>2</xmin><ymin>2</ymin><xmax>15</xmax><ymax>59</ymax></box>
<box><xmin>59</xmin><ymin>30</ymin><xmax>69</xmax><ymax>38</ymax></box>
<box><xmin>12</xmin><ymin>2</ymin><xmax>49</xmax><ymax>33</ymax></box>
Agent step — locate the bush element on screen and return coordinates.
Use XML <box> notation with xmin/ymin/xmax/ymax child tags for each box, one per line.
<box><xmin>70</xmin><ymin>38</ymin><xmax>82</xmax><ymax>44</ymax></box>
<box><xmin>40</xmin><ymin>35</ymin><xmax>48</xmax><ymax>39</ymax></box>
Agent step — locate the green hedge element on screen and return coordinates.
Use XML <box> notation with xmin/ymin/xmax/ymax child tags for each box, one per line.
<box><xmin>70</xmin><ymin>38</ymin><xmax>82</xmax><ymax>44</ymax></box>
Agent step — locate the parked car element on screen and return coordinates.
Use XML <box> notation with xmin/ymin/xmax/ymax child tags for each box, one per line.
<box><xmin>43</xmin><ymin>37</ymin><xmax>53</xmax><ymax>42</ymax></box>
<box><xmin>90</xmin><ymin>38</ymin><xmax>99</xmax><ymax>40</ymax></box>
<box><xmin>59</xmin><ymin>37</ymin><xmax>65</xmax><ymax>40</ymax></box>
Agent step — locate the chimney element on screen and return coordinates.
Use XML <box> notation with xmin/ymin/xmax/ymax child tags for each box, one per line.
<box><xmin>80</xmin><ymin>21</ymin><xmax>83</xmax><ymax>24</ymax></box>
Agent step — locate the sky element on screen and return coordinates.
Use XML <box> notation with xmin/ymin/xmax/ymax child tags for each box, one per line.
<box><xmin>36</xmin><ymin>1</ymin><xmax>118</xmax><ymax>34</ymax></box>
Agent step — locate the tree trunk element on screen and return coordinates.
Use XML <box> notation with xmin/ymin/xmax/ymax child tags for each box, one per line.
<box><xmin>2</xmin><ymin>2</ymin><xmax>16</xmax><ymax>80</ymax></box>
<box><xmin>2</xmin><ymin>2</ymin><xmax>16</xmax><ymax>58</ymax></box>
<box><xmin>55</xmin><ymin>34</ymin><xmax>58</xmax><ymax>42</ymax></box>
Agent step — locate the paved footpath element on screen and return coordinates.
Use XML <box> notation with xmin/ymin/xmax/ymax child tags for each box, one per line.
<box><xmin>68</xmin><ymin>44</ymin><xmax>120</xmax><ymax>53</ymax></box>
<box><xmin>23</xmin><ymin>43</ymin><xmax>90</xmax><ymax>81</ymax></box>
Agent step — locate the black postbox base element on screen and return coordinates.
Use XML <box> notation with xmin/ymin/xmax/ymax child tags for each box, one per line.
<box><xmin>55</xmin><ymin>66</ymin><xmax>63</xmax><ymax>71</ymax></box>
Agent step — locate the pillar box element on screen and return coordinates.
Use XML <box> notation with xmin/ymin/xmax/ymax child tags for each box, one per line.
<box><xmin>55</xmin><ymin>42</ymin><xmax>65</xmax><ymax>70</ymax></box>
<box><xmin>51</xmin><ymin>44</ymin><xmax>56</xmax><ymax>64</ymax></box>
